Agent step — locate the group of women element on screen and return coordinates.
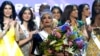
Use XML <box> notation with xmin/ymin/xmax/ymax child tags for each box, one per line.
<box><xmin>0</xmin><ymin>0</ymin><xmax>100</xmax><ymax>56</ymax></box>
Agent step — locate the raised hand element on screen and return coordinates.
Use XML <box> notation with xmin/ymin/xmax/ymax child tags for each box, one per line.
<box><xmin>3</xmin><ymin>19</ymin><xmax>10</xmax><ymax>30</ymax></box>
<box><xmin>9</xmin><ymin>19</ymin><xmax>17</xmax><ymax>27</ymax></box>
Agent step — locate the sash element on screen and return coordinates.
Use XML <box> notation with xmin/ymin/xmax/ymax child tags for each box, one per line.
<box><xmin>38</xmin><ymin>30</ymin><xmax>48</xmax><ymax>41</ymax></box>
<box><xmin>20</xmin><ymin>25</ymin><xmax>29</xmax><ymax>38</ymax></box>
<box><xmin>17</xmin><ymin>21</ymin><xmax>29</xmax><ymax>38</ymax></box>
<box><xmin>91</xmin><ymin>31</ymin><xmax>100</xmax><ymax>50</ymax></box>
<box><xmin>34</xmin><ymin>30</ymin><xmax>49</xmax><ymax>55</ymax></box>
<box><xmin>0</xmin><ymin>27</ymin><xmax>23</xmax><ymax>56</ymax></box>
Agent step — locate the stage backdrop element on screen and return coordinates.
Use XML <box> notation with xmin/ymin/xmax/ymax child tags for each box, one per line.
<box><xmin>0</xmin><ymin>0</ymin><xmax>93</xmax><ymax>27</ymax></box>
<box><xmin>0</xmin><ymin>0</ymin><xmax>94</xmax><ymax>15</ymax></box>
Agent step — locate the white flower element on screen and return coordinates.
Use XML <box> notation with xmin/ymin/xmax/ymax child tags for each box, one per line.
<box><xmin>65</xmin><ymin>47</ymin><xmax>74</xmax><ymax>54</ymax></box>
<box><xmin>63</xmin><ymin>38</ymin><xmax>68</xmax><ymax>45</ymax></box>
<box><xmin>49</xmin><ymin>40</ymin><xmax>57</xmax><ymax>45</ymax></box>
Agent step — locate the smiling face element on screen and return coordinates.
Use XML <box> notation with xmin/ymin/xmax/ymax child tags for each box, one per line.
<box><xmin>52</xmin><ymin>8</ymin><xmax>61</xmax><ymax>20</ymax></box>
<box><xmin>22</xmin><ymin>9</ymin><xmax>31</xmax><ymax>22</ymax></box>
<box><xmin>82</xmin><ymin>5</ymin><xmax>90</xmax><ymax>17</ymax></box>
<box><xmin>41</xmin><ymin>13</ymin><xmax>53</xmax><ymax>27</ymax></box>
<box><xmin>70</xmin><ymin>6</ymin><xmax>78</xmax><ymax>19</ymax></box>
<box><xmin>94</xmin><ymin>2</ymin><xmax>100</xmax><ymax>14</ymax></box>
<box><xmin>3</xmin><ymin>4</ymin><xmax>12</xmax><ymax>18</ymax></box>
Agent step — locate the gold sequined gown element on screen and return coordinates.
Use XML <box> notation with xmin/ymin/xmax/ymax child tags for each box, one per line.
<box><xmin>86</xmin><ymin>29</ymin><xmax>100</xmax><ymax>56</ymax></box>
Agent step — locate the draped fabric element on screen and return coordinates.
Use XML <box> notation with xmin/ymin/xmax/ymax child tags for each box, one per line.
<box><xmin>87</xmin><ymin>31</ymin><xmax>100</xmax><ymax>56</ymax></box>
<box><xmin>0</xmin><ymin>27</ymin><xmax>23</xmax><ymax>56</ymax></box>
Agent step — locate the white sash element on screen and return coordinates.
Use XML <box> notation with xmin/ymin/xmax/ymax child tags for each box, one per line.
<box><xmin>91</xmin><ymin>31</ymin><xmax>100</xmax><ymax>50</ymax></box>
<box><xmin>38</xmin><ymin>30</ymin><xmax>48</xmax><ymax>41</ymax></box>
<box><xmin>17</xmin><ymin>21</ymin><xmax>29</xmax><ymax>38</ymax></box>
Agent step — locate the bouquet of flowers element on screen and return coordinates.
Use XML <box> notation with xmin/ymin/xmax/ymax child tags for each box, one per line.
<box><xmin>39</xmin><ymin>22</ymin><xmax>85</xmax><ymax>56</ymax></box>
<box><xmin>65</xmin><ymin>24</ymin><xmax>85</xmax><ymax>55</ymax></box>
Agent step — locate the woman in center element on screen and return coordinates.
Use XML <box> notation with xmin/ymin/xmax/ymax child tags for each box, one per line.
<box><xmin>31</xmin><ymin>9</ymin><xmax>66</xmax><ymax>56</ymax></box>
<box><xmin>31</xmin><ymin>9</ymin><xmax>54</xmax><ymax>56</ymax></box>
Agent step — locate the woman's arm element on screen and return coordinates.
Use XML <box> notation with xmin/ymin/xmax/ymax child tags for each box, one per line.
<box><xmin>82</xmin><ymin>25</ymin><xmax>91</xmax><ymax>41</ymax></box>
<box><xmin>0</xmin><ymin>23</ymin><xmax>9</xmax><ymax>38</ymax></box>
<box><xmin>15</xmin><ymin>23</ymin><xmax>20</xmax><ymax>41</ymax></box>
<box><xmin>18</xmin><ymin>34</ymin><xmax>32</xmax><ymax>46</ymax></box>
<box><xmin>18</xmin><ymin>30</ymin><xmax>37</xmax><ymax>46</ymax></box>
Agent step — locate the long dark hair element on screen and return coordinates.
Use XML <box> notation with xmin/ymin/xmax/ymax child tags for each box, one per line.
<box><xmin>78</xmin><ymin>3</ymin><xmax>89</xmax><ymax>20</ymax></box>
<box><xmin>18</xmin><ymin>7</ymin><xmax>36</xmax><ymax>31</ymax></box>
<box><xmin>0</xmin><ymin>1</ymin><xmax>17</xmax><ymax>30</ymax></box>
<box><xmin>61</xmin><ymin>5</ymin><xmax>77</xmax><ymax>24</ymax></box>
<box><xmin>91</xmin><ymin>0</ymin><xmax>100</xmax><ymax>25</ymax></box>
<box><xmin>51</xmin><ymin>6</ymin><xmax>62</xmax><ymax>20</ymax></box>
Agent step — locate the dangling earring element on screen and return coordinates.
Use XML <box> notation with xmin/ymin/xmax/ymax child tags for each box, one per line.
<box><xmin>39</xmin><ymin>21</ymin><xmax>44</xmax><ymax>30</ymax></box>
